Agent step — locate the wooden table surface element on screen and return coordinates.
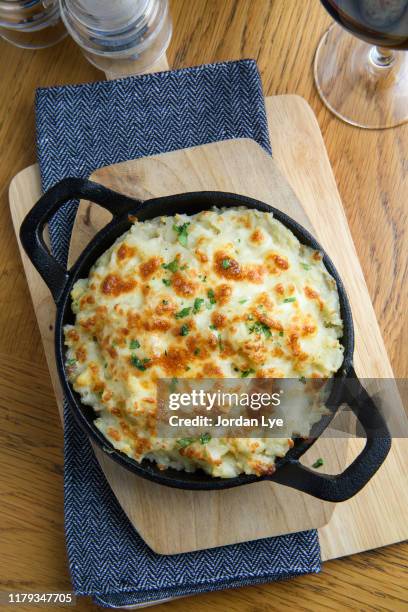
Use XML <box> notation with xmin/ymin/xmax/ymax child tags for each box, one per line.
<box><xmin>0</xmin><ymin>1</ymin><xmax>406</xmax><ymax>610</ymax></box>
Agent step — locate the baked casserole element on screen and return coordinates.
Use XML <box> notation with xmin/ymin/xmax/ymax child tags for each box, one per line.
<box><xmin>64</xmin><ymin>208</ymin><xmax>344</xmax><ymax>478</ymax></box>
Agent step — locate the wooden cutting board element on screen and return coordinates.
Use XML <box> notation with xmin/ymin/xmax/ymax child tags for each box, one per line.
<box><xmin>9</xmin><ymin>95</ymin><xmax>408</xmax><ymax>560</ymax></box>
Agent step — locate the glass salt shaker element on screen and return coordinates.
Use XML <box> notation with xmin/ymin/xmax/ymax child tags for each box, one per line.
<box><xmin>59</xmin><ymin>0</ymin><xmax>172</xmax><ymax>78</ymax></box>
<box><xmin>0</xmin><ymin>0</ymin><xmax>67</xmax><ymax>49</ymax></box>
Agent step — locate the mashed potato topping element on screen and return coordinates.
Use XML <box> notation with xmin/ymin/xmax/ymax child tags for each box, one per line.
<box><xmin>64</xmin><ymin>207</ymin><xmax>344</xmax><ymax>478</ymax></box>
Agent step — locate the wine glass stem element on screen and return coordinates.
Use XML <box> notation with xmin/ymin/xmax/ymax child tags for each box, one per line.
<box><xmin>370</xmin><ymin>46</ymin><xmax>395</xmax><ymax>68</ymax></box>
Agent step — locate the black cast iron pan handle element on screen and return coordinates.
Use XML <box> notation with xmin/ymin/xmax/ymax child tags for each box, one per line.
<box><xmin>20</xmin><ymin>177</ymin><xmax>139</xmax><ymax>304</ymax></box>
<box><xmin>272</xmin><ymin>368</ymin><xmax>391</xmax><ymax>502</ymax></box>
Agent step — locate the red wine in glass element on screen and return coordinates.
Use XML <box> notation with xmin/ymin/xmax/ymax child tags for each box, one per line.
<box><xmin>315</xmin><ymin>0</ymin><xmax>408</xmax><ymax>128</ymax></box>
<box><xmin>320</xmin><ymin>0</ymin><xmax>408</xmax><ymax>49</ymax></box>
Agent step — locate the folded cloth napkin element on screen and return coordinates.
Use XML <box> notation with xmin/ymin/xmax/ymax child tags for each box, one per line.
<box><xmin>35</xmin><ymin>60</ymin><xmax>321</xmax><ymax>608</ymax></box>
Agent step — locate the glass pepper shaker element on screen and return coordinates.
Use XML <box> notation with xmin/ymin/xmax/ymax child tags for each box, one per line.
<box><xmin>59</xmin><ymin>0</ymin><xmax>172</xmax><ymax>78</ymax></box>
<box><xmin>0</xmin><ymin>0</ymin><xmax>67</xmax><ymax>49</ymax></box>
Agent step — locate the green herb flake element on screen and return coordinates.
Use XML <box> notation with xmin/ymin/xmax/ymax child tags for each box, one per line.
<box><xmin>240</xmin><ymin>368</ymin><xmax>255</xmax><ymax>378</ymax></box>
<box><xmin>162</xmin><ymin>259</ymin><xmax>179</xmax><ymax>273</ymax></box>
<box><xmin>279</xmin><ymin>331</ymin><xmax>284</xmax><ymax>337</ymax></box>
<box><xmin>239</xmin><ymin>298</ymin><xmax>247</xmax><ymax>304</ymax></box>
<box><xmin>193</xmin><ymin>298</ymin><xmax>205</xmax><ymax>314</ymax></box>
<box><xmin>200</xmin><ymin>432</ymin><xmax>211</xmax><ymax>445</ymax></box>
<box><xmin>66</xmin><ymin>358</ymin><xmax>77</xmax><ymax>366</ymax></box>
<box><xmin>312</xmin><ymin>458</ymin><xmax>324</xmax><ymax>469</ymax></box>
<box><xmin>194</xmin><ymin>348</ymin><xmax>201</xmax><ymax>356</ymax></box>
<box><xmin>218</xmin><ymin>333</ymin><xmax>223</xmax><ymax>350</ymax></box>
<box><xmin>209</xmin><ymin>324</ymin><xmax>217</xmax><ymax>331</ymax></box>
<box><xmin>175</xmin><ymin>307</ymin><xmax>191</xmax><ymax>319</ymax></box>
<box><xmin>129</xmin><ymin>339</ymin><xmax>140</xmax><ymax>349</ymax></box>
<box><xmin>131</xmin><ymin>355</ymin><xmax>150</xmax><ymax>371</ymax></box>
<box><xmin>249</xmin><ymin>321</ymin><xmax>272</xmax><ymax>339</ymax></box>
<box><xmin>169</xmin><ymin>377</ymin><xmax>178</xmax><ymax>392</ymax></box>
<box><xmin>207</xmin><ymin>289</ymin><xmax>216</xmax><ymax>305</ymax></box>
<box><xmin>301</xmin><ymin>263</ymin><xmax>311</xmax><ymax>270</ymax></box>
<box><xmin>173</xmin><ymin>222</ymin><xmax>190</xmax><ymax>247</ymax></box>
<box><xmin>222</xmin><ymin>258</ymin><xmax>231</xmax><ymax>269</ymax></box>
<box><xmin>162</xmin><ymin>278</ymin><xmax>172</xmax><ymax>287</ymax></box>
<box><xmin>299</xmin><ymin>376</ymin><xmax>307</xmax><ymax>384</ymax></box>
<box><xmin>283</xmin><ymin>297</ymin><xmax>296</xmax><ymax>303</ymax></box>
<box><xmin>177</xmin><ymin>437</ymin><xmax>195</xmax><ymax>448</ymax></box>
<box><xmin>162</xmin><ymin>299</ymin><xmax>169</xmax><ymax>305</ymax></box>
<box><xmin>180</xmin><ymin>324</ymin><xmax>189</xmax><ymax>336</ymax></box>
<box><xmin>185</xmin><ymin>366</ymin><xmax>191</xmax><ymax>371</ymax></box>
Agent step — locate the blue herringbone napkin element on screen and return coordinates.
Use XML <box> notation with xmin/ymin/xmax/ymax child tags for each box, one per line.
<box><xmin>35</xmin><ymin>60</ymin><xmax>320</xmax><ymax>608</ymax></box>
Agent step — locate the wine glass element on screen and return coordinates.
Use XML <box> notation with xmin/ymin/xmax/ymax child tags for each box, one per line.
<box><xmin>315</xmin><ymin>0</ymin><xmax>408</xmax><ymax>129</ymax></box>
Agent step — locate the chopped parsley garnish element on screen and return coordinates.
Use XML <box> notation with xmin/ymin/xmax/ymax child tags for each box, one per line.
<box><xmin>207</xmin><ymin>289</ymin><xmax>216</xmax><ymax>305</ymax></box>
<box><xmin>283</xmin><ymin>297</ymin><xmax>296</xmax><ymax>303</ymax></box>
<box><xmin>218</xmin><ymin>333</ymin><xmax>223</xmax><ymax>350</ymax></box>
<box><xmin>177</xmin><ymin>438</ymin><xmax>195</xmax><ymax>448</ymax></box>
<box><xmin>312</xmin><ymin>458</ymin><xmax>324</xmax><ymax>469</ymax></box>
<box><xmin>131</xmin><ymin>355</ymin><xmax>150</xmax><ymax>371</ymax></box>
<box><xmin>173</xmin><ymin>222</ymin><xmax>190</xmax><ymax>247</ymax></box>
<box><xmin>162</xmin><ymin>278</ymin><xmax>172</xmax><ymax>286</ymax></box>
<box><xmin>194</xmin><ymin>348</ymin><xmax>201</xmax><ymax>355</ymax></box>
<box><xmin>209</xmin><ymin>324</ymin><xmax>217</xmax><ymax>331</ymax></box>
<box><xmin>301</xmin><ymin>263</ymin><xmax>311</xmax><ymax>270</ymax></box>
<box><xmin>299</xmin><ymin>376</ymin><xmax>307</xmax><ymax>384</ymax></box>
<box><xmin>239</xmin><ymin>298</ymin><xmax>247</xmax><ymax>304</ymax></box>
<box><xmin>240</xmin><ymin>368</ymin><xmax>255</xmax><ymax>378</ymax></box>
<box><xmin>129</xmin><ymin>339</ymin><xmax>140</xmax><ymax>349</ymax></box>
<box><xmin>193</xmin><ymin>297</ymin><xmax>205</xmax><ymax>313</ymax></box>
<box><xmin>248</xmin><ymin>320</ymin><xmax>272</xmax><ymax>339</ymax></box>
<box><xmin>169</xmin><ymin>377</ymin><xmax>178</xmax><ymax>392</ymax></box>
<box><xmin>66</xmin><ymin>358</ymin><xmax>76</xmax><ymax>366</ymax></box>
<box><xmin>162</xmin><ymin>259</ymin><xmax>179</xmax><ymax>273</ymax></box>
<box><xmin>180</xmin><ymin>324</ymin><xmax>189</xmax><ymax>336</ymax></box>
<box><xmin>222</xmin><ymin>258</ymin><xmax>231</xmax><ymax>269</ymax></box>
<box><xmin>279</xmin><ymin>331</ymin><xmax>284</xmax><ymax>336</ymax></box>
<box><xmin>200</xmin><ymin>432</ymin><xmax>211</xmax><ymax>445</ymax></box>
<box><xmin>185</xmin><ymin>366</ymin><xmax>191</xmax><ymax>371</ymax></box>
<box><xmin>180</xmin><ymin>264</ymin><xmax>188</xmax><ymax>270</ymax></box>
<box><xmin>162</xmin><ymin>299</ymin><xmax>169</xmax><ymax>305</ymax></box>
<box><xmin>175</xmin><ymin>307</ymin><xmax>191</xmax><ymax>319</ymax></box>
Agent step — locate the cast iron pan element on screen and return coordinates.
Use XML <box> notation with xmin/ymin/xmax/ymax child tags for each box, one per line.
<box><xmin>20</xmin><ymin>178</ymin><xmax>391</xmax><ymax>501</ymax></box>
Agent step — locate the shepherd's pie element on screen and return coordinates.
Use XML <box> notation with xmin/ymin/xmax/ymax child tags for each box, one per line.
<box><xmin>64</xmin><ymin>208</ymin><xmax>343</xmax><ymax>478</ymax></box>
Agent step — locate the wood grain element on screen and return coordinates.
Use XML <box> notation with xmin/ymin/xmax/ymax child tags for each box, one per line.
<box><xmin>0</xmin><ymin>0</ymin><xmax>407</xmax><ymax>609</ymax></box>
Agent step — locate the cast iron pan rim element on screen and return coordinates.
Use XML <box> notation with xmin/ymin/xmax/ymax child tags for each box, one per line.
<box><xmin>55</xmin><ymin>189</ymin><xmax>355</xmax><ymax>490</ymax></box>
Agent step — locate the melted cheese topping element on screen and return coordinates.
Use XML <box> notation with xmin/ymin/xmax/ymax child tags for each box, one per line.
<box><xmin>64</xmin><ymin>208</ymin><xmax>344</xmax><ymax>478</ymax></box>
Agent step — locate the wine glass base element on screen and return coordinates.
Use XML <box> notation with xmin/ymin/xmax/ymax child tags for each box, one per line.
<box><xmin>314</xmin><ymin>24</ymin><xmax>408</xmax><ymax>129</ymax></box>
